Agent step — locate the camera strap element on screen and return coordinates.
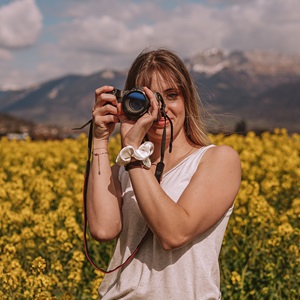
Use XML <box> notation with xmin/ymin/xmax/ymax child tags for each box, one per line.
<box><xmin>154</xmin><ymin>111</ymin><xmax>173</xmax><ymax>182</ymax></box>
<box><xmin>72</xmin><ymin>119</ymin><xmax>150</xmax><ymax>273</ymax></box>
<box><xmin>73</xmin><ymin>102</ymin><xmax>173</xmax><ymax>274</ymax></box>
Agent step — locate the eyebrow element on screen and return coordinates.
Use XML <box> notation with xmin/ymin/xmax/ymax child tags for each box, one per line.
<box><xmin>164</xmin><ymin>87</ymin><xmax>180</xmax><ymax>93</ymax></box>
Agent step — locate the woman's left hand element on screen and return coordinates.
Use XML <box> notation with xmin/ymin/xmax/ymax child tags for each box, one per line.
<box><xmin>118</xmin><ymin>87</ymin><xmax>159</xmax><ymax>149</ymax></box>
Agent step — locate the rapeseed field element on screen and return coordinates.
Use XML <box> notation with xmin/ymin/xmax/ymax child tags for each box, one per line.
<box><xmin>0</xmin><ymin>129</ymin><xmax>299</xmax><ymax>299</ymax></box>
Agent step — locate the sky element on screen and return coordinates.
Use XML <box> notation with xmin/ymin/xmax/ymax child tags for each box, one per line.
<box><xmin>0</xmin><ymin>0</ymin><xmax>299</xmax><ymax>90</ymax></box>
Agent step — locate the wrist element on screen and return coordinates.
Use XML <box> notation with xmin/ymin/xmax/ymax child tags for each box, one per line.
<box><xmin>116</xmin><ymin>141</ymin><xmax>154</xmax><ymax>169</ymax></box>
<box><xmin>93</xmin><ymin>138</ymin><xmax>109</xmax><ymax>149</ymax></box>
<box><xmin>122</xmin><ymin>137</ymin><xmax>143</xmax><ymax>150</ymax></box>
<box><xmin>122</xmin><ymin>141</ymin><xmax>141</xmax><ymax>150</ymax></box>
<box><xmin>125</xmin><ymin>160</ymin><xmax>151</xmax><ymax>171</ymax></box>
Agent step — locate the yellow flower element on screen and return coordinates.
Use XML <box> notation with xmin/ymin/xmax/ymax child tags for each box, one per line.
<box><xmin>51</xmin><ymin>261</ymin><xmax>63</xmax><ymax>272</ymax></box>
<box><xmin>231</xmin><ymin>271</ymin><xmax>241</xmax><ymax>285</ymax></box>
<box><xmin>31</xmin><ymin>257</ymin><xmax>47</xmax><ymax>274</ymax></box>
<box><xmin>56</xmin><ymin>229</ymin><xmax>69</xmax><ymax>242</ymax></box>
<box><xmin>4</xmin><ymin>244</ymin><xmax>16</xmax><ymax>255</ymax></box>
<box><xmin>72</xmin><ymin>250</ymin><xmax>85</xmax><ymax>263</ymax></box>
<box><xmin>278</xmin><ymin>223</ymin><xmax>294</xmax><ymax>236</ymax></box>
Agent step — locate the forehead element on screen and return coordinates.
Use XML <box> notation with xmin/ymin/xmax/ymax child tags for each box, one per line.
<box><xmin>137</xmin><ymin>71</ymin><xmax>178</xmax><ymax>92</ymax></box>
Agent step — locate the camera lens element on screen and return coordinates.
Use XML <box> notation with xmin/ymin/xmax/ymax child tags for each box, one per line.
<box><xmin>122</xmin><ymin>90</ymin><xmax>150</xmax><ymax>120</ymax></box>
<box><xmin>128</xmin><ymin>92</ymin><xmax>146</xmax><ymax>111</ymax></box>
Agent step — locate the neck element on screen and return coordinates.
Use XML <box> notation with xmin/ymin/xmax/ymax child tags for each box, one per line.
<box><xmin>150</xmin><ymin>135</ymin><xmax>198</xmax><ymax>168</ymax></box>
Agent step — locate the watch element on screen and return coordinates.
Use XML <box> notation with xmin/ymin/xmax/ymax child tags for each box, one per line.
<box><xmin>125</xmin><ymin>160</ymin><xmax>151</xmax><ymax>171</ymax></box>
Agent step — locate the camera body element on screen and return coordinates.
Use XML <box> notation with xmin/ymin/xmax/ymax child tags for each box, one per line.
<box><xmin>108</xmin><ymin>87</ymin><xmax>163</xmax><ymax>120</ymax></box>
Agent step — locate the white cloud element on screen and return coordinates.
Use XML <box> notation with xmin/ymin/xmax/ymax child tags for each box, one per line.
<box><xmin>0</xmin><ymin>0</ymin><xmax>43</xmax><ymax>49</ymax></box>
<box><xmin>55</xmin><ymin>1</ymin><xmax>221</xmax><ymax>65</ymax></box>
<box><xmin>147</xmin><ymin>4</ymin><xmax>226</xmax><ymax>56</ymax></box>
<box><xmin>59</xmin><ymin>15</ymin><xmax>153</xmax><ymax>55</ymax></box>
<box><xmin>64</xmin><ymin>0</ymin><xmax>160</xmax><ymax>22</ymax></box>
<box><xmin>56</xmin><ymin>0</ymin><xmax>300</xmax><ymax>66</ymax></box>
<box><xmin>59</xmin><ymin>0</ymin><xmax>164</xmax><ymax>55</ymax></box>
<box><xmin>219</xmin><ymin>0</ymin><xmax>300</xmax><ymax>53</ymax></box>
<box><xmin>1</xmin><ymin>0</ymin><xmax>300</xmax><ymax>89</ymax></box>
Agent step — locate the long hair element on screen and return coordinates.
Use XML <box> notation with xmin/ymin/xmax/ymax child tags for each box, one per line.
<box><xmin>125</xmin><ymin>48</ymin><xmax>211</xmax><ymax>146</ymax></box>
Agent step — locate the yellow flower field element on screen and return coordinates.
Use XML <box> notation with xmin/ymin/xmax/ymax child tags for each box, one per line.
<box><xmin>0</xmin><ymin>129</ymin><xmax>299</xmax><ymax>299</ymax></box>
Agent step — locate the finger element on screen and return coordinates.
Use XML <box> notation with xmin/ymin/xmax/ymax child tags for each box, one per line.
<box><xmin>150</xmin><ymin>95</ymin><xmax>159</xmax><ymax>115</ymax></box>
<box><xmin>93</xmin><ymin>102</ymin><xmax>118</xmax><ymax>118</ymax></box>
<box><xmin>116</xmin><ymin>102</ymin><xmax>125</xmax><ymax>117</ymax></box>
<box><xmin>117</xmin><ymin>103</ymin><xmax>131</xmax><ymax>124</ymax></box>
<box><xmin>94</xmin><ymin>85</ymin><xmax>116</xmax><ymax>105</ymax></box>
<box><xmin>143</xmin><ymin>86</ymin><xmax>159</xmax><ymax>105</ymax></box>
<box><xmin>143</xmin><ymin>87</ymin><xmax>159</xmax><ymax>120</ymax></box>
<box><xmin>95</xmin><ymin>95</ymin><xmax>118</xmax><ymax>108</ymax></box>
<box><xmin>95</xmin><ymin>85</ymin><xmax>114</xmax><ymax>98</ymax></box>
<box><xmin>94</xmin><ymin>96</ymin><xmax>118</xmax><ymax>114</ymax></box>
<box><xmin>94</xmin><ymin>114</ymin><xmax>119</xmax><ymax>126</ymax></box>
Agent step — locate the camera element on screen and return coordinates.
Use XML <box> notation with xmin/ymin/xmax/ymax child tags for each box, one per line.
<box><xmin>108</xmin><ymin>87</ymin><xmax>163</xmax><ymax>120</ymax></box>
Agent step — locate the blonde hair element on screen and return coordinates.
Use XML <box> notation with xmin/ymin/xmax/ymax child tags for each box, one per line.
<box><xmin>125</xmin><ymin>48</ymin><xmax>211</xmax><ymax>146</ymax></box>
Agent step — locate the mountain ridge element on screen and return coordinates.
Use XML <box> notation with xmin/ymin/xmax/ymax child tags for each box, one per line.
<box><xmin>1</xmin><ymin>49</ymin><xmax>300</xmax><ymax>134</ymax></box>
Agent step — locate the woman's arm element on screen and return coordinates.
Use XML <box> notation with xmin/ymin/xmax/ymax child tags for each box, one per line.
<box><xmin>86</xmin><ymin>86</ymin><xmax>123</xmax><ymax>242</ymax></box>
<box><xmin>87</xmin><ymin>141</ymin><xmax>122</xmax><ymax>242</ymax></box>
<box><xmin>128</xmin><ymin>145</ymin><xmax>241</xmax><ymax>250</ymax></box>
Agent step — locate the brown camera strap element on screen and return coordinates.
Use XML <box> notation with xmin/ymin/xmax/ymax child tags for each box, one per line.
<box><xmin>76</xmin><ymin>120</ymin><xmax>146</xmax><ymax>273</ymax></box>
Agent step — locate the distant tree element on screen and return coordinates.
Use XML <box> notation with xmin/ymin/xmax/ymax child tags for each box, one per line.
<box><xmin>234</xmin><ymin>119</ymin><xmax>247</xmax><ymax>135</ymax></box>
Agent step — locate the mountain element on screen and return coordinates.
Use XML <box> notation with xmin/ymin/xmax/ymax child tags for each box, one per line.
<box><xmin>1</xmin><ymin>49</ymin><xmax>300</xmax><ymax>134</ymax></box>
<box><xmin>0</xmin><ymin>71</ymin><xmax>126</xmax><ymax>129</ymax></box>
<box><xmin>186</xmin><ymin>49</ymin><xmax>300</xmax><ymax>132</ymax></box>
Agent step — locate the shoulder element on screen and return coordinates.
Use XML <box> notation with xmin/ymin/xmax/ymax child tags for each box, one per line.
<box><xmin>207</xmin><ymin>145</ymin><xmax>238</xmax><ymax>157</ymax></box>
<box><xmin>195</xmin><ymin>145</ymin><xmax>241</xmax><ymax>185</ymax></box>
<box><xmin>202</xmin><ymin>144</ymin><xmax>240</xmax><ymax>165</ymax></box>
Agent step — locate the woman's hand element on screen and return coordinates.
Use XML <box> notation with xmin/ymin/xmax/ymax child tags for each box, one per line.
<box><xmin>118</xmin><ymin>87</ymin><xmax>159</xmax><ymax>149</ymax></box>
<box><xmin>93</xmin><ymin>86</ymin><xmax>119</xmax><ymax>140</ymax></box>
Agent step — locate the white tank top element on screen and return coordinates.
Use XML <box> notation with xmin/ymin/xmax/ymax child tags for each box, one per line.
<box><xmin>99</xmin><ymin>145</ymin><xmax>233</xmax><ymax>299</ymax></box>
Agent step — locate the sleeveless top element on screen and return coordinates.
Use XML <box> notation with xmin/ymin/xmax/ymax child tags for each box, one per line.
<box><xmin>99</xmin><ymin>145</ymin><xmax>233</xmax><ymax>299</ymax></box>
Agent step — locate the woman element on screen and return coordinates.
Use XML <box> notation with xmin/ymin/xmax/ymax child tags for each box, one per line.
<box><xmin>87</xmin><ymin>48</ymin><xmax>241</xmax><ymax>299</ymax></box>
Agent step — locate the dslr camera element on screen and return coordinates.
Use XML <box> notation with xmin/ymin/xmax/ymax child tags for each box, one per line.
<box><xmin>108</xmin><ymin>87</ymin><xmax>164</xmax><ymax>120</ymax></box>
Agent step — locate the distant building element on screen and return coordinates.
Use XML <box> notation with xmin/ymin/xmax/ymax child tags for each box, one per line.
<box><xmin>6</xmin><ymin>132</ymin><xmax>30</xmax><ymax>140</ymax></box>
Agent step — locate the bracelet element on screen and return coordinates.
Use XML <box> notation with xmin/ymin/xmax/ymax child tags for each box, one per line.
<box><xmin>125</xmin><ymin>160</ymin><xmax>151</xmax><ymax>171</ymax></box>
<box><xmin>93</xmin><ymin>151</ymin><xmax>108</xmax><ymax>175</ymax></box>
<box><xmin>116</xmin><ymin>142</ymin><xmax>154</xmax><ymax>169</ymax></box>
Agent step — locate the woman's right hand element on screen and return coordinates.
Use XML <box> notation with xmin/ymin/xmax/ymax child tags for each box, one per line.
<box><xmin>93</xmin><ymin>86</ymin><xmax>119</xmax><ymax>140</ymax></box>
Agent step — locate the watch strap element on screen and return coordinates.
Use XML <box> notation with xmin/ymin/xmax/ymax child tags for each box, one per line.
<box><xmin>125</xmin><ymin>160</ymin><xmax>151</xmax><ymax>171</ymax></box>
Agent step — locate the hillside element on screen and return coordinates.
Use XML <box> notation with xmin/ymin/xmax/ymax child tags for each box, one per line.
<box><xmin>1</xmin><ymin>49</ymin><xmax>300</xmax><ymax>134</ymax></box>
